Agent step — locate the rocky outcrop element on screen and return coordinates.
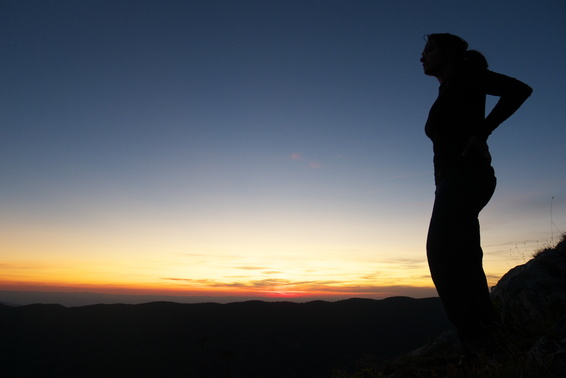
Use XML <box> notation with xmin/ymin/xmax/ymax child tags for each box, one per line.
<box><xmin>528</xmin><ymin>315</ymin><xmax>566</xmax><ymax>371</ymax></box>
<box><xmin>384</xmin><ymin>236</ymin><xmax>566</xmax><ymax>377</ymax></box>
<box><xmin>491</xmin><ymin>235</ymin><xmax>566</xmax><ymax>370</ymax></box>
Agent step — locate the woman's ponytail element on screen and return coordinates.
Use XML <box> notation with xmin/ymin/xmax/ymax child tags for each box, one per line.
<box><xmin>465</xmin><ymin>50</ymin><xmax>489</xmax><ymax>70</ymax></box>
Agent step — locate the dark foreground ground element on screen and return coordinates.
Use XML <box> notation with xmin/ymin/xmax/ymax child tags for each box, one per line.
<box><xmin>0</xmin><ymin>297</ymin><xmax>450</xmax><ymax>377</ymax></box>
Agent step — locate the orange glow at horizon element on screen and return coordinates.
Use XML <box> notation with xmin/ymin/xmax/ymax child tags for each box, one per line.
<box><xmin>0</xmin><ymin>280</ymin><xmax>438</xmax><ymax>302</ymax></box>
<box><xmin>0</xmin><ymin>266</ymin><xmax>438</xmax><ymax>300</ymax></box>
<box><xmin>0</xmin><ymin>254</ymin><xmax>512</xmax><ymax>303</ymax></box>
<box><xmin>1</xmin><ymin>215</ymin><xmax>512</xmax><ymax>303</ymax></box>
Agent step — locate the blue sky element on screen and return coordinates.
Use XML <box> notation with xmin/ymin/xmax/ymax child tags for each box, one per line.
<box><xmin>1</xmin><ymin>0</ymin><xmax>565</xmax><ymax>305</ymax></box>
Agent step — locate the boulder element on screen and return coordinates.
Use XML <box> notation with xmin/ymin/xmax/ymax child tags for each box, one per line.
<box><xmin>490</xmin><ymin>237</ymin><xmax>566</xmax><ymax>343</ymax></box>
<box><xmin>490</xmin><ymin>236</ymin><xmax>566</xmax><ymax>370</ymax></box>
<box><xmin>528</xmin><ymin>315</ymin><xmax>566</xmax><ymax>371</ymax></box>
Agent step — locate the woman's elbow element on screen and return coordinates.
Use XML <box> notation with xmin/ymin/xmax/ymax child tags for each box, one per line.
<box><xmin>525</xmin><ymin>85</ymin><xmax>533</xmax><ymax>97</ymax></box>
<box><xmin>521</xmin><ymin>83</ymin><xmax>533</xmax><ymax>98</ymax></box>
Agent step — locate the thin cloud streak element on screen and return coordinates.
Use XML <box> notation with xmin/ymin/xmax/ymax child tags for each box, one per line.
<box><xmin>290</xmin><ymin>152</ymin><xmax>322</xmax><ymax>169</ymax></box>
<box><xmin>158</xmin><ymin>276</ymin><xmax>436</xmax><ymax>298</ymax></box>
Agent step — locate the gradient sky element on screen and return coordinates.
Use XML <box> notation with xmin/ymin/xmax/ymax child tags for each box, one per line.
<box><xmin>1</xmin><ymin>0</ymin><xmax>565</xmax><ymax>304</ymax></box>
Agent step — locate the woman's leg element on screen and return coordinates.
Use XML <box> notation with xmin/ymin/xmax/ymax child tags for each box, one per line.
<box><xmin>426</xmin><ymin>168</ymin><xmax>499</xmax><ymax>356</ymax></box>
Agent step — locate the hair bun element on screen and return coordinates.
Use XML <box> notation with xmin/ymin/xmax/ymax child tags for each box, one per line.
<box><xmin>465</xmin><ymin>50</ymin><xmax>489</xmax><ymax>69</ymax></box>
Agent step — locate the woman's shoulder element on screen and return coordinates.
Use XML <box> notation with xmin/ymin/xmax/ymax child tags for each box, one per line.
<box><xmin>456</xmin><ymin>65</ymin><xmax>489</xmax><ymax>77</ymax></box>
<box><xmin>454</xmin><ymin>66</ymin><xmax>532</xmax><ymax>96</ymax></box>
<box><xmin>446</xmin><ymin>66</ymin><xmax>487</xmax><ymax>88</ymax></box>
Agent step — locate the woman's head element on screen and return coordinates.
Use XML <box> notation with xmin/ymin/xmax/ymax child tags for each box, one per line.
<box><xmin>425</xmin><ymin>33</ymin><xmax>469</xmax><ymax>65</ymax></box>
<box><xmin>420</xmin><ymin>33</ymin><xmax>487</xmax><ymax>80</ymax></box>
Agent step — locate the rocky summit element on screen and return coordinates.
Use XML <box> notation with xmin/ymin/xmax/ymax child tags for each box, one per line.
<box><xmin>377</xmin><ymin>235</ymin><xmax>566</xmax><ymax>378</ymax></box>
<box><xmin>491</xmin><ymin>235</ymin><xmax>566</xmax><ymax>372</ymax></box>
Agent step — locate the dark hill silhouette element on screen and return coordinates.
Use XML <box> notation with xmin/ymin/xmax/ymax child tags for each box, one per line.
<box><xmin>0</xmin><ymin>297</ymin><xmax>449</xmax><ymax>377</ymax></box>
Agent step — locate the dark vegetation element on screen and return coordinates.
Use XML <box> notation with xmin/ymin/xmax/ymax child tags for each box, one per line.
<box><xmin>0</xmin><ymin>296</ymin><xmax>450</xmax><ymax>377</ymax></box>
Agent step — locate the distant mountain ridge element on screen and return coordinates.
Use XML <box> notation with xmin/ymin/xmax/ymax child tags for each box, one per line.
<box><xmin>0</xmin><ymin>290</ymin><xmax>278</xmax><ymax>307</ymax></box>
<box><xmin>0</xmin><ymin>296</ymin><xmax>449</xmax><ymax>377</ymax></box>
<box><xmin>4</xmin><ymin>237</ymin><xmax>565</xmax><ymax>378</ymax></box>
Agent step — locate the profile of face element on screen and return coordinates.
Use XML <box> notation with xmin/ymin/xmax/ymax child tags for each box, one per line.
<box><xmin>420</xmin><ymin>40</ymin><xmax>452</xmax><ymax>77</ymax></box>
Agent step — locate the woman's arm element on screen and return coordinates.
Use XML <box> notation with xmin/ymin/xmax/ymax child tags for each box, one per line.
<box><xmin>476</xmin><ymin>70</ymin><xmax>533</xmax><ymax>140</ymax></box>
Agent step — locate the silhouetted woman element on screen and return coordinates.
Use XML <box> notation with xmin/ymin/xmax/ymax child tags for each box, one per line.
<box><xmin>420</xmin><ymin>33</ymin><xmax>532</xmax><ymax>361</ymax></box>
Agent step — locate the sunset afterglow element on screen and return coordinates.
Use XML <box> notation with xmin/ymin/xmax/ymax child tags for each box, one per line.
<box><xmin>1</xmin><ymin>1</ymin><xmax>565</xmax><ymax>306</ymax></box>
